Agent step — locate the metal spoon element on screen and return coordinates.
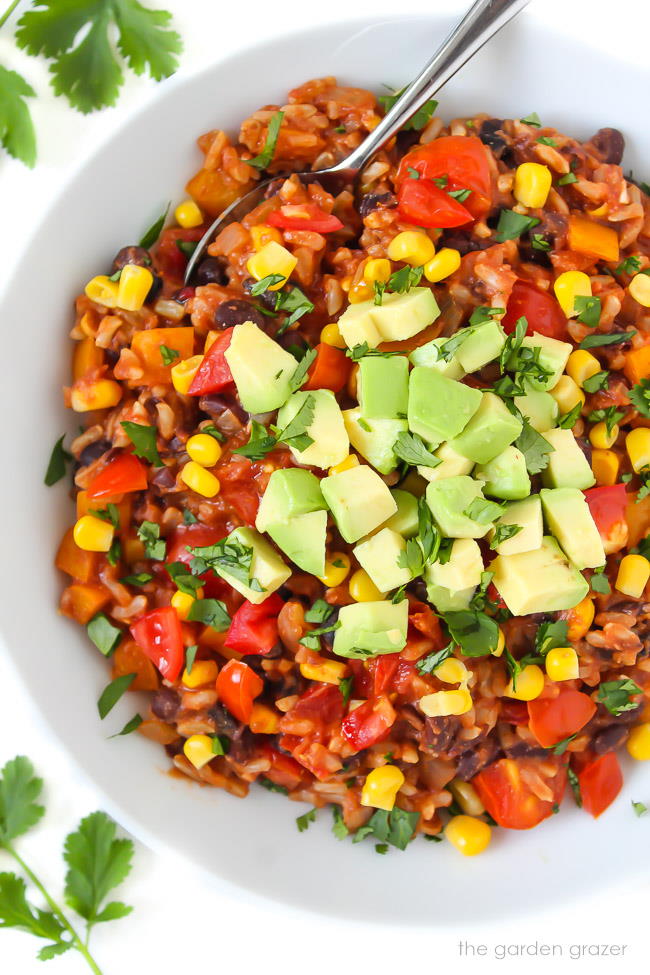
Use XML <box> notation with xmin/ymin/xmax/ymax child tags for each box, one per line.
<box><xmin>184</xmin><ymin>0</ymin><xmax>531</xmax><ymax>283</ymax></box>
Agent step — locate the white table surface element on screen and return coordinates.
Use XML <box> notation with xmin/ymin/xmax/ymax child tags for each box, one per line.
<box><xmin>1</xmin><ymin>0</ymin><xmax>648</xmax><ymax>971</ymax></box>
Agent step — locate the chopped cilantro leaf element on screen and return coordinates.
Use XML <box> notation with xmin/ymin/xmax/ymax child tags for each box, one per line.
<box><xmin>558</xmin><ymin>402</ymin><xmax>582</xmax><ymax>429</ymax></box>
<box><xmin>495</xmin><ymin>210</ymin><xmax>540</xmax><ymax>243</ymax></box>
<box><xmin>45</xmin><ymin>435</ymin><xmax>72</xmax><ymax>486</ymax></box>
<box><xmin>136</xmin><ymin>521</ymin><xmax>166</xmax><ymax>561</ymax></box>
<box><xmin>296</xmin><ymin>808</ymin><xmax>317</xmax><ymax>832</ymax></box>
<box><xmin>597</xmin><ymin>678</ymin><xmax>642</xmax><ymax>716</ymax></box>
<box><xmin>443</xmin><ymin>609</ymin><xmax>498</xmax><ymax>657</ymax></box>
<box><xmin>579</xmin><ymin>331</ymin><xmax>636</xmax><ymax>350</ymax></box>
<box><xmin>416</xmin><ymin>642</ymin><xmax>454</xmax><ymax>675</ymax></box>
<box><xmin>247</xmin><ymin>110</ymin><xmax>284</xmax><ymax>170</ymax></box>
<box><xmin>87</xmin><ymin>613</ymin><xmax>122</xmax><ymax>657</ymax></box>
<box><xmin>492</xmin><ymin>523</ymin><xmax>523</xmax><ymax>547</ymax></box>
<box><xmin>159</xmin><ymin>344</ymin><xmax>179</xmax><ymax>365</ymax></box>
<box><xmin>582</xmin><ymin>370</ymin><xmax>609</xmax><ymax>394</ymax></box>
<box><xmin>392</xmin><ymin>431</ymin><xmax>440</xmax><ymax>468</ymax></box>
<box><xmin>515</xmin><ymin>420</ymin><xmax>554</xmax><ymax>474</ymax></box>
<box><xmin>520</xmin><ymin>112</ymin><xmax>541</xmax><ymax>127</ymax></box>
<box><xmin>629</xmin><ymin>379</ymin><xmax>650</xmax><ymax>418</ymax></box>
<box><xmin>574</xmin><ymin>295</ymin><xmax>601</xmax><ymax>328</ymax></box>
<box><xmin>121</xmin><ymin>421</ymin><xmax>163</xmax><ymax>467</ymax></box>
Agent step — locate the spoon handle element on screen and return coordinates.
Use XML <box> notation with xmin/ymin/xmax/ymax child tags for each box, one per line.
<box><xmin>334</xmin><ymin>0</ymin><xmax>532</xmax><ymax>174</ymax></box>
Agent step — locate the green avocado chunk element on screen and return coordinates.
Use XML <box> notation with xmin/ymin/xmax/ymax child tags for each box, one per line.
<box><xmin>267</xmin><ymin>510</ymin><xmax>327</xmax><ymax>576</ymax></box>
<box><xmin>358</xmin><ymin>355</ymin><xmax>409</xmax><ymax>419</ymax></box>
<box><xmin>475</xmin><ymin>446</ymin><xmax>531</xmax><ymax>500</ymax></box>
<box><xmin>277</xmin><ymin>389</ymin><xmax>349</xmax><ymax>470</ymax></box>
<box><xmin>448</xmin><ymin>392</ymin><xmax>523</xmax><ymax>465</ymax></box>
<box><xmin>353</xmin><ymin>527</ymin><xmax>412</xmax><ymax>593</ymax></box>
<box><xmin>489</xmin><ymin>495</ymin><xmax>543</xmax><ymax>556</ymax></box>
<box><xmin>409</xmin><ymin>338</ymin><xmax>465</xmax><ymax>380</ymax></box>
<box><xmin>427</xmin><ymin>538</ymin><xmax>484</xmax><ymax>592</ymax></box>
<box><xmin>216</xmin><ymin>527</ymin><xmax>291</xmax><ymax>605</ymax></box>
<box><xmin>408</xmin><ymin>368</ymin><xmax>482</xmax><ymax>447</ymax></box>
<box><xmin>370</xmin><ymin>288</ymin><xmax>440</xmax><ymax>342</ymax></box>
<box><xmin>425</xmin><ymin>582</ymin><xmax>475</xmax><ymax>613</ymax></box>
<box><xmin>426</xmin><ymin>475</ymin><xmax>491</xmax><ymax>539</ymax></box>
<box><xmin>343</xmin><ymin>408</ymin><xmax>406</xmax><ymax>475</ymax></box>
<box><xmin>333</xmin><ymin>599</ymin><xmax>409</xmax><ymax>658</ymax></box>
<box><xmin>455</xmin><ymin>321</ymin><xmax>506</xmax><ymax>374</ymax></box>
<box><xmin>321</xmin><ymin>464</ymin><xmax>397</xmax><ymax>543</ymax></box>
<box><xmin>417</xmin><ymin>441</ymin><xmax>474</xmax><ymax>483</ymax></box>
<box><xmin>541</xmin><ymin>428</ymin><xmax>596</xmax><ymax>490</ymax></box>
<box><xmin>490</xmin><ymin>536</ymin><xmax>588</xmax><ymax>615</ymax></box>
<box><xmin>336</xmin><ymin>301</ymin><xmax>383</xmax><ymax>349</ymax></box>
<box><xmin>510</xmin><ymin>332</ymin><xmax>572</xmax><ymax>392</ymax></box>
<box><xmin>382</xmin><ymin>489</ymin><xmax>419</xmax><ymax>538</ymax></box>
<box><xmin>513</xmin><ymin>389</ymin><xmax>558</xmax><ymax>433</ymax></box>
<box><xmin>540</xmin><ymin>487</ymin><xmax>606</xmax><ymax>569</ymax></box>
<box><xmin>255</xmin><ymin>468</ymin><xmax>325</xmax><ymax>532</ymax></box>
<box><xmin>224</xmin><ymin>321</ymin><xmax>299</xmax><ymax>413</ymax></box>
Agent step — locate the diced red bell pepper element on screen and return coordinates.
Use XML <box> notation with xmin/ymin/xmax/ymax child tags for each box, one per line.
<box><xmin>577</xmin><ymin>751</ymin><xmax>623</xmax><ymax>818</ymax></box>
<box><xmin>341</xmin><ymin>695</ymin><xmax>396</xmax><ymax>752</ymax></box>
<box><xmin>130</xmin><ymin>605</ymin><xmax>184</xmax><ymax>682</ymax></box>
<box><xmin>225</xmin><ymin>594</ymin><xmax>284</xmax><ymax>654</ymax></box>
<box><xmin>267</xmin><ymin>203</ymin><xmax>343</xmax><ymax>233</ymax></box>
<box><xmin>397</xmin><ymin>178</ymin><xmax>473</xmax><ymax>228</ymax></box>
<box><xmin>216</xmin><ymin>659</ymin><xmax>264</xmax><ymax>723</ymax></box>
<box><xmin>584</xmin><ymin>484</ymin><xmax>628</xmax><ymax>536</ymax></box>
<box><xmin>502</xmin><ymin>280</ymin><xmax>568</xmax><ymax>341</ymax></box>
<box><xmin>527</xmin><ymin>689</ymin><xmax>597</xmax><ymax>748</ymax></box>
<box><xmin>87</xmin><ymin>452</ymin><xmax>148</xmax><ymax>499</ymax></box>
<box><xmin>302</xmin><ymin>343</ymin><xmax>352</xmax><ymax>393</ymax></box>
<box><xmin>188</xmin><ymin>327</ymin><xmax>234</xmax><ymax>396</ymax></box>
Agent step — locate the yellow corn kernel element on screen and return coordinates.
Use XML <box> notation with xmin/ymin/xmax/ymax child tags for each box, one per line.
<box><xmin>349</xmin><ymin>280</ymin><xmax>373</xmax><ymax>304</ymax></box>
<box><xmin>591</xmin><ymin>449</ymin><xmax>619</xmax><ymax>487</ymax></box>
<box><xmin>299</xmin><ymin>657</ymin><xmax>348</xmax><ymax>685</ymax></box>
<box><xmin>349</xmin><ymin>569</ymin><xmax>384</xmax><ymax>602</ymax></box>
<box><xmin>387</xmin><ymin>230</ymin><xmax>435</xmax><ymax>267</ymax></box>
<box><xmin>626</xmin><ymin>428</ymin><xmax>650</xmax><ymax>473</ymax></box>
<box><xmin>117</xmin><ymin>264</ymin><xmax>154</xmax><ymax>312</ymax></box>
<box><xmin>419</xmin><ymin>688</ymin><xmax>473</xmax><ymax>717</ymax></box>
<box><xmin>175</xmin><ymin>199</ymin><xmax>203</xmax><ymax>229</ymax></box>
<box><xmin>566</xmin><ymin>349</ymin><xmax>601</xmax><ymax>388</ymax></box>
<box><xmin>171</xmin><ymin>354</ymin><xmax>203</xmax><ymax>394</ymax></box>
<box><xmin>171</xmin><ymin>589</ymin><xmax>197</xmax><ymax>621</ymax></box>
<box><xmin>186</xmin><ymin>433</ymin><xmax>222</xmax><ymax>467</ymax></box>
<box><xmin>549</xmin><ymin>374</ymin><xmax>585</xmax><ymax>414</ymax></box>
<box><xmin>546</xmin><ymin>646</ymin><xmax>580</xmax><ymax>682</ymax></box>
<box><xmin>615</xmin><ymin>553</ymin><xmax>650</xmax><ymax>598</ymax></box>
<box><xmin>445</xmin><ymin>815</ymin><xmax>491</xmax><ymax>857</ymax></box>
<box><xmin>504</xmin><ymin>664</ymin><xmax>545</xmax><ymax>701</ymax></box>
<box><xmin>435</xmin><ymin>658</ymin><xmax>469</xmax><ymax>685</ymax></box>
<box><xmin>84</xmin><ymin>275</ymin><xmax>120</xmax><ymax>308</ymax></box>
<box><xmin>590</xmin><ymin>421</ymin><xmax>619</xmax><ymax>450</ymax></box>
<box><xmin>629</xmin><ymin>273</ymin><xmax>650</xmax><ymax>308</ymax></box>
<box><xmin>423</xmin><ymin>247</ymin><xmax>462</xmax><ymax>283</ymax></box>
<box><xmin>566</xmin><ymin>595</ymin><xmax>595</xmax><ymax>642</ymax></box>
<box><xmin>360</xmin><ymin>765</ymin><xmax>405</xmax><ymax>811</ymax></box>
<box><xmin>70</xmin><ymin>379</ymin><xmax>122</xmax><ymax>412</ymax></box>
<box><xmin>246</xmin><ymin>241</ymin><xmax>297</xmax><ymax>290</ymax></box>
<box><xmin>203</xmin><ymin>331</ymin><xmax>219</xmax><ymax>353</ymax></box>
<box><xmin>627</xmin><ymin>722</ymin><xmax>650</xmax><ymax>761</ymax></box>
<box><xmin>320</xmin><ymin>323</ymin><xmax>347</xmax><ymax>348</ymax></box>
<box><xmin>363</xmin><ymin>258</ymin><xmax>392</xmax><ymax>285</ymax></box>
<box><xmin>513</xmin><ymin>162</ymin><xmax>553</xmax><ymax>209</ymax></box>
<box><xmin>180</xmin><ymin>461</ymin><xmax>220</xmax><ymax>498</ymax></box>
<box><xmin>182</xmin><ymin>659</ymin><xmax>218</xmax><ymax>688</ymax></box>
<box><xmin>448</xmin><ymin>779</ymin><xmax>485</xmax><ymax>817</ymax></box>
<box><xmin>492</xmin><ymin>627</ymin><xmax>505</xmax><ymax>657</ymax></box>
<box><xmin>249</xmin><ymin>703</ymin><xmax>280</xmax><ymax>735</ymax></box>
<box><xmin>73</xmin><ymin>515</ymin><xmax>114</xmax><ymax>553</ymax></box>
<box><xmin>250</xmin><ymin>224</ymin><xmax>283</xmax><ymax>250</ymax></box>
<box><xmin>554</xmin><ymin>271</ymin><xmax>592</xmax><ymax>318</ymax></box>
<box><xmin>319</xmin><ymin>552</ymin><xmax>351</xmax><ymax>588</ymax></box>
<box><xmin>183</xmin><ymin>734</ymin><xmax>214</xmax><ymax>770</ymax></box>
<box><xmin>328</xmin><ymin>454</ymin><xmax>359</xmax><ymax>476</ymax></box>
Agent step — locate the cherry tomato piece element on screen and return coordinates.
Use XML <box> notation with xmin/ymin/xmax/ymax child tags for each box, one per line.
<box><xmin>577</xmin><ymin>752</ymin><xmax>623</xmax><ymax>818</ymax></box>
<box><xmin>86</xmin><ymin>452</ymin><xmax>148</xmax><ymax>499</ymax></box>
<box><xmin>502</xmin><ymin>280</ymin><xmax>568</xmax><ymax>340</ymax></box>
<box><xmin>216</xmin><ymin>659</ymin><xmax>264</xmax><ymax>724</ymax></box>
<box><xmin>225</xmin><ymin>594</ymin><xmax>284</xmax><ymax>655</ymax></box>
<box><xmin>527</xmin><ymin>690</ymin><xmax>597</xmax><ymax>748</ymax></box>
<box><xmin>396</xmin><ymin>136</ymin><xmax>492</xmax><ymax>218</ymax></box>
<box><xmin>130</xmin><ymin>605</ymin><xmax>185</xmax><ymax>683</ymax></box>
<box><xmin>397</xmin><ymin>178</ymin><xmax>473</xmax><ymax>228</ymax></box>
<box><xmin>584</xmin><ymin>484</ymin><xmax>628</xmax><ymax>536</ymax></box>
<box><xmin>341</xmin><ymin>695</ymin><xmax>396</xmax><ymax>752</ymax></box>
<box><xmin>188</xmin><ymin>327</ymin><xmax>234</xmax><ymax>396</ymax></box>
<box><xmin>474</xmin><ymin>757</ymin><xmax>567</xmax><ymax>829</ymax></box>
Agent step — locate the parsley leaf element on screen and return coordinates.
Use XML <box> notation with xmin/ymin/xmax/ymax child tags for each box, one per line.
<box><xmin>579</xmin><ymin>330</ymin><xmax>636</xmax><ymax>350</ymax></box>
<box><xmin>159</xmin><ymin>344</ymin><xmax>179</xmax><ymax>365</ymax></box>
<box><xmin>495</xmin><ymin>209</ymin><xmax>540</xmax><ymax>242</ymax></box>
<box><xmin>63</xmin><ymin>811</ymin><xmax>133</xmax><ymax>931</ymax></box>
<box><xmin>45</xmin><ymin>435</ymin><xmax>72</xmax><ymax>486</ymax></box>
<box><xmin>492</xmin><ymin>523</ymin><xmax>523</xmax><ymax>547</ymax></box>
<box><xmin>597</xmin><ymin>678</ymin><xmax>642</xmax><ymax>716</ymax></box>
<box><xmin>288</xmin><ymin>347</ymin><xmax>317</xmax><ymax>392</ymax></box>
<box><xmin>136</xmin><ymin>520</ymin><xmax>166</xmax><ymax>560</ymax></box>
<box><xmin>296</xmin><ymin>808</ymin><xmax>317</xmax><ymax>833</ymax></box>
<box><xmin>0</xmin><ymin>756</ymin><xmax>45</xmax><ymax>843</ymax></box>
<box><xmin>233</xmin><ymin>420</ymin><xmax>278</xmax><ymax>461</ymax></box>
<box><xmin>87</xmin><ymin>613</ymin><xmax>122</xmax><ymax>657</ymax></box>
<box><xmin>558</xmin><ymin>402</ymin><xmax>583</xmax><ymax>429</ymax></box>
<box><xmin>304</xmin><ymin>599</ymin><xmax>334</xmax><ymax>624</ymax></box>
<box><xmin>515</xmin><ymin>420</ymin><xmax>554</xmax><ymax>474</ymax></box>
<box><xmin>392</xmin><ymin>431</ymin><xmax>440</xmax><ymax>468</ymax></box>
<box><xmin>535</xmin><ymin>620</ymin><xmax>568</xmax><ymax>656</ymax></box>
<box><xmin>416</xmin><ymin>642</ymin><xmax>454</xmax><ymax>675</ymax></box>
<box><xmin>0</xmin><ymin>65</ymin><xmax>37</xmax><ymax>167</ymax></box>
<box><xmin>121</xmin><ymin>420</ymin><xmax>163</xmax><ymax>466</ymax></box>
<box><xmin>187</xmin><ymin>598</ymin><xmax>230</xmax><ymax>631</ymax></box>
<box><xmin>247</xmin><ymin>110</ymin><xmax>284</xmax><ymax>169</ymax></box>
<box><xmin>520</xmin><ymin>112</ymin><xmax>541</xmax><ymax>127</ymax></box>
<box><xmin>97</xmin><ymin>673</ymin><xmax>136</xmax><ymax>719</ymax></box>
<box><xmin>629</xmin><ymin>379</ymin><xmax>650</xmax><ymax>418</ymax></box>
<box><xmin>0</xmin><ymin>872</ymin><xmax>68</xmax><ymax>958</ymax></box>
<box><xmin>443</xmin><ymin>610</ymin><xmax>498</xmax><ymax>657</ymax></box>
<box><xmin>582</xmin><ymin>370</ymin><xmax>609</xmax><ymax>393</ymax></box>
<box><xmin>574</xmin><ymin>295</ymin><xmax>601</xmax><ymax>328</ymax></box>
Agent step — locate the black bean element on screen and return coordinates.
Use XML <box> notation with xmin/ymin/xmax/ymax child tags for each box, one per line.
<box><xmin>438</xmin><ymin>232</ymin><xmax>492</xmax><ymax>256</ymax></box>
<box><xmin>503</xmin><ymin>739</ymin><xmax>547</xmax><ymax>761</ymax></box>
<box><xmin>198</xmin><ymin>394</ymin><xmax>248</xmax><ymax>424</ymax></box>
<box><xmin>146</xmin><ymin>274</ymin><xmax>163</xmax><ymax>303</ymax></box>
<box><xmin>575</xmin><ymin>437</ymin><xmax>592</xmax><ymax>466</ymax></box>
<box><xmin>111</xmin><ymin>245</ymin><xmax>152</xmax><ymax>273</ymax></box>
<box><xmin>227</xmin><ymin>729</ymin><xmax>256</xmax><ymax>763</ymax></box>
<box><xmin>264</xmin><ymin>178</ymin><xmax>286</xmax><ymax>199</ymax></box>
<box><xmin>104</xmin><ymin>348</ymin><xmax>120</xmax><ymax>367</ymax></box>
<box><xmin>590</xmin><ymin>127</ymin><xmax>625</xmax><ymax>166</ymax></box>
<box><xmin>150</xmin><ymin>466</ymin><xmax>177</xmax><ymax>494</ymax></box>
<box><xmin>194</xmin><ymin>257</ymin><xmax>226</xmax><ymax>287</ymax></box>
<box><xmin>592</xmin><ymin>724</ymin><xmax>630</xmax><ymax>755</ymax></box>
<box><xmin>455</xmin><ymin>737</ymin><xmax>499</xmax><ymax>780</ymax></box>
<box><xmin>151</xmin><ymin>688</ymin><xmax>181</xmax><ymax>722</ymax></box>
<box><xmin>395</xmin><ymin>129</ymin><xmax>421</xmax><ymax>153</ymax></box>
<box><xmin>208</xmin><ymin>703</ymin><xmax>239</xmax><ymax>736</ymax></box>
<box><xmin>479</xmin><ymin>118</ymin><xmax>507</xmax><ymax>157</ymax></box>
<box><xmin>78</xmin><ymin>439</ymin><xmax>111</xmax><ymax>467</ymax></box>
<box><xmin>242</xmin><ymin>277</ymin><xmax>277</xmax><ymax>311</ymax></box>
<box><xmin>215</xmin><ymin>298</ymin><xmax>266</xmax><ymax>329</ymax></box>
<box><xmin>358</xmin><ymin>192</ymin><xmax>397</xmax><ymax>217</ymax></box>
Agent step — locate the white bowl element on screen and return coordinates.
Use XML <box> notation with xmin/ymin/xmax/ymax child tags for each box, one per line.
<box><xmin>2</xmin><ymin>12</ymin><xmax>649</xmax><ymax>925</ymax></box>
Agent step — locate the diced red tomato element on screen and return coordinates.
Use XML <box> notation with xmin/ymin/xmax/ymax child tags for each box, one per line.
<box><xmin>584</xmin><ymin>484</ymin><xmax>627</xmax><ymax>536</ymax></box>
<box><xmin>409</xmin><ymin>604</ymin><xmax>446</xmax><ymax>646</ymax></box>
<box><xmin>188</xmin><ymin>327</ymin><xmax>234</xmax><ymax>396</ymax></box>
<box><xmin>155</xmin><ymin>227</ymin><xmax>205</xmax><ymax>280</ymax></box>
<box><xmin>527</xmin><ymin>689</ymin><xmax>597</xmax><ymax>748</ymax></box>
<box><xmin>474</xmin><ymin>757</ymin><xmax>567</xmax><ymax>830</ymax></box>
<box><xmin>259</xmin><ymin>744</ymin><xmax>306</xmax><ymax>790</ymax></box>
<box><xmin>86</xmin><ymin>452</ymin><xmax>148</xmax><ymax>499</ymax></box>
<box><xmin>267</xmin><ymin>203</ymin><xmax>343</xmax><ymax>233</ymax></box>
<box><xmin>278</xmin><ymin>735</ymin><xmax>343</xmax><ymax>781</ymax></box>
<box><xmin>130</xmin><ymin>605</ymin><xmax>185</xmax><ymax>683</ymax></box>
<box><xmin>502</xmin><ymin>280</ymin><xmax>568</xmax><ymax>340</ymax></box>
<box><xmin>216</xmin><ymin>659</ymin><xmax>264</xmax><ymax>724</ymax></box>
<box><xmin>288</xmin><ymin>684</ymin><xmax>344</xmax><ymax>728</ymax></box>
<box><xmin>371</xmin><ymin>654</ymin><xmax>401</xmax><ymax>696</ymax></box>
<box><xmin>303</xmin><ymin>343</ymin><xmax>353</xmax><ymax>393</ymax></box>
<box><xmin>218</xmin><ymin>479</ymin><xmax>260</xmax><ymax>527</ymax></box>
<box><xmin>577</xmin><ymin>752</ymin><xmax>623</xmax><ymax>818</ymax></box>
<box><xmin>341</xmin><ymin>695</ymin><xmax>396</xmax><ymax>752</ymax></box>
<box><xmin>396</xmin><ymin>136</ymin><xmax>492</xmax><ymax>218</ymax></box>
<box><xmin>487</xmin><ymin>582</ymin><xmax>508</xmax><ymax>611</ymax></box>
<box><xmin>225</xmin><ymin>594</ymin><xmax>284</xmax><ymax>655</ymax></box>
<box><xmin>397</xmin><ymin>178</ymin><xmax>473</xmax><ymax>228</ymax></box>
<box><xmin>166</xmin><ymin>524</ymin><xmax>227</xmax><ymax>567</ymax></box>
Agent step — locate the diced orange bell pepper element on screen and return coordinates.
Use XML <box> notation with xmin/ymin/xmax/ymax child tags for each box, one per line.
<box><xmin>568</xmin><ymin>214</ymin><xmax>619</xmax><ymax>263</ymax></box>
<box><xmin>60</xmin><ymin>583</ymin><xmax>110</xmax><ymax>624</ymax></box>
<box><xmin>55</xmin><ymin>527</ymin><xmax>97</xmax><ymax>583</ymax></box>
<box><xmin>111</xmin><ymin>638</ymin><xmax>160</xmax><ymax>691</ymax></box>
<box><xmin>624</xmin><ymin>344</ymin><xmax>650</xmax><ymax>385</ymax></box>
<box><xmin>73</xmin><ymin>337</ymin><xmax>104</xmax><ymax>381</ymax></box>
<box><xmin>76</xmin><ymin>490</ymin><xmax>132</xmax><ymax>530</ymax></box>
<box><xmin>131</xmin><ymin>327</ymin><xmax>195</xmax><ymax>386</ymax></box>
<box><xmin>626</xmin><ymin>493</ymin><xmax>650</xmax><ymax>548</ymax></box>
<box><xmin>186</xmin><ymin>168</ymin><xmax>254</xmax><ymax>218</ymax></box>
<box><xmin>303</xmin><ymin>343</ymin><xmax>353</xmax><ymax>393</ymax></box>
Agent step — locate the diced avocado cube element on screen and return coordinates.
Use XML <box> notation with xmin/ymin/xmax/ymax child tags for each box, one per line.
<box><xmin>382</xmin><ymin>489</ymin><xmax>419</xmax><ymax>538</ymax></box>
<box><xmin>277</xmin><ymin>389</ymin><xmax>349</xmax><ymax>470</ymax></box>
<box><xmin>427</xmin><ymin>538</ymin><xmax>484</xmax><ymax>592</ymax></box>
<box><xmin>216</xmin><ymin>527</ymin><xmax>290</xmax><ymax>604</ymax></box>
<box><xmin>417</xmin><ymin>441</ymin><xmax>474</xmax><ymax>483</ymax></box>
<box><xmin>489</xmin><ymin>495</ymin><xmax>543</xmax><ymax>556</ymax></box>
<box><xmin>255</xmin><ymin>469</ymin><xmax>325</xmax><ymax>532</ymax></box>
<box><xmin>370</xmin><ymin>287</ymin><xmax>440</xmax><ymax>342</ymax></box>
<box><xmin>267</xmin><ymin>510</ymin><xmax>327</xmax><ymax>576</ymax></box>
<box><xmin>353</xmin><ymin>528</ymin><xmax>412</xmax><ymax>593</ymax></box>
<box><xmin>333</xmin><ymin>600</ymin><xmax>409</xmax><ymax>658</ymax></box>
<box><xmin>455</xmin><ymin>321</ymin><xmax>506</xmax><ymax>374</ymax></box>
<box><xmin>426</xmin><ymin>475</ymin><xmax>491</xmax><ymax>539</ymax></box>
<box><xmin>338</xmin><ymin>300</ymin><xmax>383</xmax><ymax>349</ymax></box>
<box><xmin>541</xmin><ymin>428</ymin><xmax>595</xmax><ymax>490</ymax></box>
<box><xmin>490</xmin><ymin>536</ymin><xmax>588</xmax><ymax>616</ymax></box>
<box><xmin>408</xmin><ymin>368</ymin><xmax>482</xmax><ymax>447</ymax></box>
<box><xmin>513</xmin><ymin>389</ymin><xmax>558</xmax><ymax>433</ymax></box>
<box><xmin>540</xmin><ymin>487</ymin><xmax>606</xmax><ymax>569</ymax></box>
<box><xmin>425</xmin><ymin>582</ymin><xmax>475</xmax><ymax>613</ymax></box>
<box><xmin>343</xmin><ymin>408</ymin><xmax>407</xmax><ymax>475</ymax></box>
<box><xmin>409</xmin><ymin>338</ymin><xmax>465</xmax><ymax>380</ymax></box>
<box><xmin>358</xmin><ymin>356</ymin><xmax>409</xmax><ymax>419</ymax></box>
<box><xmin>224</xmin><ymin>321</ymin><xmax>297</xmax><ymax>413</ymax></box>
<box><xmin>475</xmin><ymin>446</ymin><xmax>531</xmax><ymax>500</ymax></box>
<box><xmin>448</xmin><ymin>392</ymin><xmax>523</xmax><ymax>465</ymax></box>
<box><xmin>321</xmin><ymin>465</ymin><xmax>397</xmax><ymax>543</ymax></box>
<box><xmin>510</xmin><ymin>332</ymin><xmax>572</xmax><ymax>392</ymax></box>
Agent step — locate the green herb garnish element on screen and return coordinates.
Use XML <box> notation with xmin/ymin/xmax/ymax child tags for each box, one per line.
<box><xmin>247</xmin><ymin>110</ymin><xmax>284</xmax><ymax>169</ymax></box>
<box><xmin>45</xmin><ymin>435</ymin><xmax>72</xmax><ymax>486</ymax></box>
<box><xmin>495</xmin><ymin>209</ymin><xmax>541</xmax><ymax>243</ymax></box>
<box><xmin>120</xmin><ymin>421</ymin><xmax>163</xmax><ymax>467</ymax></box>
